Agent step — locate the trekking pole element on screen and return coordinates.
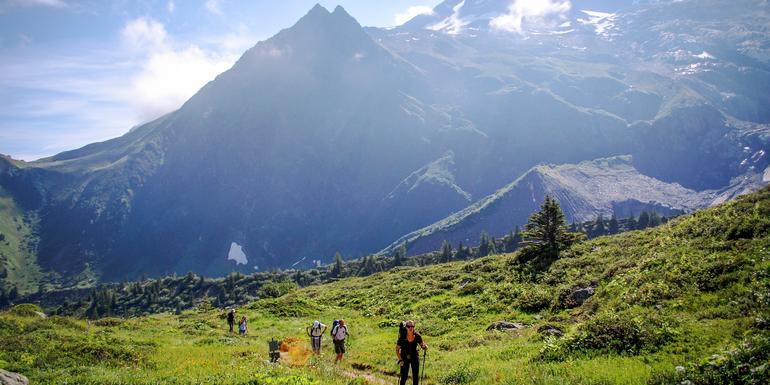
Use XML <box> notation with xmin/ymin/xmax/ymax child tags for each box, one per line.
<box><xmin>421</xmin><ymin>349</ymin><xmax>427</xmax><ymax>383</ymax></box>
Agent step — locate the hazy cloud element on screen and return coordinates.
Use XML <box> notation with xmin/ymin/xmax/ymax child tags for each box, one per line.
<box><xmin>167</xmin><ymin>0</ymin><xmax>175</xmax><ymax>14</ymax></box>
<box><xmin>122</xmin><ymin>17</ymin><xmax>168</xmax><ymax>51</ymax></box>
<box><xmin>394</xmin><ymin>5</ymin><xmax>434</xmax><ymax>25</ymax></box>
<box><xmin>490</xmin><ymin>0</ymin><xmax>572</xmax><ymax>33</ymax></box>
<box><xmin>2</xmin><ymin>0</ymin><xmax>67</xmax><ymax>8</ymax></box>
<box><xmin>205</xmin><ymin>0</ymin><xmax>223</xmax><ymax>16</ymax></box>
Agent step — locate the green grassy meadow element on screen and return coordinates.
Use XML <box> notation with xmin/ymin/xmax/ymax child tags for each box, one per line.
<box><xmin>1</xmin><ymin>188</ymin><xmax>769</xmax><ymax>384</ymax></box>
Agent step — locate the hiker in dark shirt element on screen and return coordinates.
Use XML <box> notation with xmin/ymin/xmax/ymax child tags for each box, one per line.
<box><xmin>396</xmin><ymin>320</ymin><xmax>428</xmax><ymax>385</ymax></box>
<box><xmin>227</xmin><ymin>309</ymin><xmax>235</xmax><ymax>333</ymax></box>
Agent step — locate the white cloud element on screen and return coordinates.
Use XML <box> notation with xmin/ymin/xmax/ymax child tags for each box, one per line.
<box><xmin>490</xmin><ymin>0</ymin><xmax>572</xmax><ymax>33</ymax></box>
<box><xmin>205</xmin><ymin>0</ymin><xmax>223</xmax><ymax>16</ymax></box>
<box><xmin>394</xmin><ymin>5</ymin><xmax>434</xmax><ymax>25</ymax></box>
<box><xmin>0</xmin><ymin>17</ymin><xmax>256</xmax><ymax>160</ymax></box>
<box><xmin>130</xmin><ymin>45</ymin><xmax>236</xmax><ymax>120</ymax></box>
<box><xmin>122</xmin><ymin>17</ymin><xmax>252</xmax><ymax>120</ymax></box>
<box><xmin>121</xmin><ymin>17</ymin><xmax>168</xmax><ymax>51</ymax></box>
<box><xmin>3</xmin><ymin>0</ymin><xmax>67</xmax><ymax>8</ymax></box>
<box><xmin>167</xmin><ymin>0</ymin><xmax>175</xmax><ymax>13</ymax></box>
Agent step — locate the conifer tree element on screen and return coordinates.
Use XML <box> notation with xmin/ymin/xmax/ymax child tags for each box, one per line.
<box><xmin>478</xmin><ymin>231</ymin><xmax>491</xmax><ymax>257</ymax></box>
<box><xmin>522</xmin><ymin>195</ymin><xmax>581</xmax><ymax>260</ymax></box>
<box><xmin>332</xmin><ymin>252</ymin><xmax>344</xmax><ymax>278</ymax></box>
<box><xmin>638</xmin><ymin>211</ymin><xmax>651</xmax><ymax>229</ymax></box>
<box><xmin>608</xmin><ymin>213</ymin><xmax>619</xmax><ymax>234</ymax></box>
<box><xmin>456</xmin><ymin>242</ymin><xmax>471</xmax><ymax>260</ymax></box>
<box><xmin>394</xmin><ymin>243</ymin><xmax>406</xmax><ymax>267</ymax></box>
<box><xmin>440</xmin><ymin>240</ymin><xmax>453</xmax><ymax>263</ymax></box>
<box><xmin>591</xmin><ymin>214</ymin><xmax>608</xmax><ymax>238</ymax></box>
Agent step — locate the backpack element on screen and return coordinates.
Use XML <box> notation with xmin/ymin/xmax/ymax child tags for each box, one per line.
<box><xmin>330</xmin><ymin>320</ymin><xmax>340</xmax><ymax>338</ymax></box>
<box><xmin>398</xmin><ymin>321</ymin><xmax>407</xmax><ymax>341</ymax></box>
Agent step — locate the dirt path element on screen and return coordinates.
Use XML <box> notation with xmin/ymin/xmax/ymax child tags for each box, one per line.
<box><xmin>340</xmin><ymin>368</ymin><xmax>390</xmax><ymax>384</ymax></box>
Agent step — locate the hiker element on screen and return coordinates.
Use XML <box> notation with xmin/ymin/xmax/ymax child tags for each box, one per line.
<box><xmin>238</xmin><ymin>316</ymin><xmax>248</xmax><ymax>335</ymax></box>
<box><xmin>396</xmin><ymin>320</ymin><xmax>428</xmax><ymax>385</ymax></box>
<box><xmin>227</xmin><ymin>309</ymin><xmax>236</xmax><ymax>333</ymax></box>
<box><xmin>307</xmin><ymin>320</ymin><xmax>327</xmax><ymax>354</ymax></box>
<box><xmin>331</xmin><ymin>319</ymin><xmax>350</xmax><ymax>363</ymax></box>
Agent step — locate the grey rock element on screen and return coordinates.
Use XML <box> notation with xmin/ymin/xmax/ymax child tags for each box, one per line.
<box><xmin>537</xmin><ymin>325</ymin><xmax>564</xmax><ymax>337</ymax></box>
<box><xmin>487</xmin><ymin>321</ymin><xmax>526</xmax><ymax>331</ymax></box>
<box><xmin>568</xmin><ymin>286</ymin><xmax>596</xmax><ymax>307</ymax></box>
<box><xmin>0</xmin><ymin>370</ymin><xmax>28</xmax><ymax>385</ymax></box>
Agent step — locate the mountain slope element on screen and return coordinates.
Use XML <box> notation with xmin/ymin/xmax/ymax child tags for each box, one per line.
<box><xmin>1</xmin><ymin>1</ymin><xmax>769</xmax><ymax>284</ymax></box>
<box><xmin>382</xmin><ymin>155</ymin><xmax>769</xmax><ymax>255</ymax></box>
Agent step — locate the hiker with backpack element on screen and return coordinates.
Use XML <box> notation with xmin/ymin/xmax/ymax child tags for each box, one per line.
<box><xmin>396</xmin><ymin>320</ymin><xmax>428</xmax><ymax>385</ymax></box>
<box><xmin>306</xmin><ymin>320</ymin><xmax>327</xmax><ymax>354</ymax></box>
<box><xmin>331</xmin><ymin>319</ymin><xmax>350</xmax><ymax>363</ymax></box>
<box><xmin>227</xmin><ymin>309</ymin><xmax>236</xmax><ymax>333</ymax></box>
<box><xmin>238</xmin><ymin>316</ymin><xmax>248</xmax><ymax>335</ymax></box>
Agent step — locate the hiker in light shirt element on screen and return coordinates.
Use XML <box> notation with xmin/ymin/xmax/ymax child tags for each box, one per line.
<box><xmin>307</xmin><ymin>320</ymin><xmax>327</xmax><ymax>354</ymax></box>
<box><xmin>331</xmin><ymin>319</ymin><xmax>350</xmax><ymax>363</ymax></box>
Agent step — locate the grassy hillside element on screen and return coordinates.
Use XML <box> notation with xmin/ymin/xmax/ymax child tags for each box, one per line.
<box><xmin>0</xmin><ymin>185</ymin><xmax>43</xmax><ymax>294</ymax></box>
<box><xmin>1</xmin><ymin>187</ymin><xmax>769</xmax><ymax>384</ymax></box>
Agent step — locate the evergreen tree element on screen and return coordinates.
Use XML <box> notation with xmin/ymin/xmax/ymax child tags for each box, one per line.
<box><xmin>331</xmin><ymin>252</ymin><xmax>344</xmax><ymax>278</ymax></box>
<box><xmin>522</xmin><ymin>195</ymin><xmax>581</xmax><ymax>261</ymax></box>
<box><xmin>394</xmin><ymin>244</ymin><xmax>406</xmax><ymax>267</ymax></box>
<box><xmin>440</xmin><ymin>240</ymin><xmax>453</xmax><ymax>263</ymax></box>
<box><xmin>455</xmin><ymin>242</ymin><xmax>471</xmax><ymax>260</ymax></box>
<box><xmin>8</xmin><ymin>286</ymin><xmax>18</xmax><ymax>301</ymax></box>
<box><xmin>591</xmin><ymin>214</ymin><xmax>608</xmax><ymax>238</ymax></box>
<box><xmin>478</xmin><ymin>231</ymin><xmax>491</xmax><ymax>257</ymax></box>
<box><xmin>649</xmin><ymin>211</ymin><xmax>662</xmax><ymax>227</ymax></box>
<box><xmin>638</xmin><ymin>211</ymin><xmax>651</xmax><ymax>229</ymax></box>
<box><xmin>608</xmin><ymin>213</ymin><xmax>619</xmax><ymax>234</ymax></box>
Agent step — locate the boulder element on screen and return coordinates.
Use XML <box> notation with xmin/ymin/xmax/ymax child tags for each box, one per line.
<box><xmin>487</xmin><ymin>321</ymin><xmax>526</xmax><ymax>331</ymax></box>
<box><xmin>0</xmin><ymin>370</ymin><xmax>28</xmax><ymax>385</ymax></box>
<box><xmin>537</xmin><ymin>324</ymin><xmax>564</xmax><ymax>337</ymax></box>
<box><xmin>565</xmin><ymin>286</ymin><xmax>596</xmax><ymax>307</ymax></box>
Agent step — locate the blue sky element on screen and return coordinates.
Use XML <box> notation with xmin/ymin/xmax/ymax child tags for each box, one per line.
<box><xmin>0</xmin><ymin>0</ymin><xmax>441</xmax><ymax>161</ymax></box>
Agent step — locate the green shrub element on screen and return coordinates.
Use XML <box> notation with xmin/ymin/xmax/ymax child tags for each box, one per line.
<box><xmin>649</xmin><ymin>332</ymin><xmax>770</xmax><ymax>385</ymax></box>
<box><xmin>540</xmin><ymin>312</ymin><xmax>676</xmax><ymax>360</ymax></box>
<box><xmin>439</xmin><ymin>364</ymin><xmax>479</xmax><ymax>384</ymax></box>
<box><xmin>515</xmin><ymin>287</ymin><xmax>552</xmax><ymax>312</ymax></box>
<box><xmin>258</xmin><ymin>281</ymin><xmax>298</xmax><ymax>299</ymax></box>
<box><xmin>93</xmin><ymin>317</ymin><xmax>124</xmax><ymax>327</ymax></box>
<box><xmin>9</xmin><ymin>303</ymin><xmax>44</xmax><ymax>317</ymax></box>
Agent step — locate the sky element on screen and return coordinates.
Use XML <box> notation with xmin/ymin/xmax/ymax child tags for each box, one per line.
<box><xmin>0</xmin><ymin>0</ymin><xmax>441</xmax><ymax>161</ymax></box>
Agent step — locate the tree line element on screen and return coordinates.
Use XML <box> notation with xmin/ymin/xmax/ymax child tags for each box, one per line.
<box><xmin>3</xmin><ymin>201</ymin><xmax>675</xmax><ymax>318</ymax></box>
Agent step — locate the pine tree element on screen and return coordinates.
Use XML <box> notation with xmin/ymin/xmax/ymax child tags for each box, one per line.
<box><xmin>649</xmin><ymin>211</ymin><xmax>662</xmax><ymax>227</ymax></box>
<box><xmin>478</xmin><ymin>231</ymin><xmax>491</xmax><ymax>257</ymax></box>
<box><xmin>591</xmin><ymin>214</ymin><xmax>608</xmax><ymax>238</ymax></box>
<box><xmin>440</xmin><ymin>240</ymin><xmax>453</xmax><ymax>263</ymax></box>
<box><xmin>394</xmin><ymin>243</ymin><xmax>406</xmax><ymax>267</ymax></box>
<box><xmin>455</xmin><ymin>242</ymin><xmax>471</xmax><ymax>260</ymax></box>
<box><xmin>608</xmin><ymin>213</ymin><xmax>619</xmax><ymax>234</ymax></box>
<box><xmin>522</xmin><ymin>195</ymin><xmax>581</xmax><ymax>261</ymax></box>
<box><xmin>638</xmin><ymin>211</ymin><xmax>651</xmax><ymax>229</ymax></box>
<box><xmin>332</xmin><ymin>252</ymin><xmax>344</xmax><ymax>278</ymax></box>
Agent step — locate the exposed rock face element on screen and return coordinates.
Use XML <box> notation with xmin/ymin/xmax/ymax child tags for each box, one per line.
<box><xmin>0</xmin><ymin>370</ymin><xmax>28</xmax><ymax>385</ymax></box>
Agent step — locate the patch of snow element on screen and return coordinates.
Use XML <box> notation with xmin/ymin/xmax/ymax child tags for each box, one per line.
<box><xmin>227</xmin><ymin>242</ymin><xmax>248</xmax><ymax>265</ymax></box>
<box><xmin>428</xmin><ymin>0</ymin><xmax>468</xmax><ymax>35</ymax></box>
<box><xmin>577</xmin><ymin>10</ymin><xmax>617</xmax><ymax>37</ymax></box>
<box><xmin>291</xmin><ymin>257</ymin><xmax>306</xmax><ymax>267</ymax></box>
<box><xmin>763</xmin><ymin>165</ymin><xmax>770</xmax><ymax>183</ymax></box>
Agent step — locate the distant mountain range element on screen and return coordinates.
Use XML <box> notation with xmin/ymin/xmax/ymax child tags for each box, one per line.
<box><xmin>1</xmin><ymin>0</ymin><xmax>769</xmax><ymax>288</ymax></box>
